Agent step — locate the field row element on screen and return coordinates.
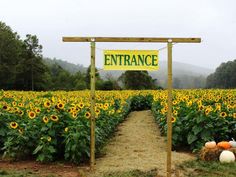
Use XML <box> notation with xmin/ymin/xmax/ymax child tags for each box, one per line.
<box><xmin>0</xmin><ymin>89</ymin><xmax>235</xmax><ymax>163</ymax></box>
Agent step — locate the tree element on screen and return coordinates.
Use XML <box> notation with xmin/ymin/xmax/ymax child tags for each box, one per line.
<box><xmin>73</xmin><ymin>71</ymin><xmax>87</xmax><ymax>90</ymax></box>
<box><xmin>85</xmin><ymin>65</ymin><xmax>103</xmax><ymax>89</ymax></box>
<box><xmin>206</xmin><ymin>60</ymin><xmax>236</xmax><ymax>88</ymax></box>
<box><xmin>15</xmin><ymin>34</ymin><xmax>49</xmax><ymax>90</ymax></box>
<box><xmin>0</xmin><ymin>21</ymin><xmax>22</xmax><ymax>89</ymax></box>
<box><xmin>118</xmin><ymin>71</ymin><xmax>157</xmax><ymax>90</ymax></box>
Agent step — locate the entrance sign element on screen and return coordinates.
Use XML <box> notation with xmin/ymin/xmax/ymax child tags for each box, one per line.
<box><xmin>62</xmin><ymin>36</ymin><xmax>201</xmax><ymax>177</ymax></box>
<box><xmin>103</xmin><ymin>50</ymin><xmax>159</xmax><ymax>71</ymax></box>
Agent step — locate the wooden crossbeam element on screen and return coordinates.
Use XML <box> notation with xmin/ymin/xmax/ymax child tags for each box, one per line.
<box><xmin>62</xmin><ymin>37</ymin><xmax>201</xmax><ymax>43</ymax></box>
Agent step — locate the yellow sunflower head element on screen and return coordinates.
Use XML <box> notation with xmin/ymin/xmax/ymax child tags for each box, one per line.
<box><xmin>233</xmin><ymin>113</ymin><xmax>236</xmax><ymax>119</ymax></box>
<box><xmin>43</xmin><ymin>116</ymin><xmax>49</xmax><ymax>124</ymax></box>
<box><xmin>78</xmin><ymin>102</ymin><xmax>84</xmax><ymax>109</ymax></box>
<box><xmin>44</xmin><ymin>101</ymin><xmax>51</xmax><ymax>108</ymax></box>
<box><xmin>10</xmin><ymin>122</ymin><xmax>18</xmax><ymax>129</ymax></box>
<box><xmin>64</xmin><ymin>127</ymin><xmax>69</xmax><ymax>132</ymax></box>
<box><xmin>17</xmin><ymin>110</ymin><xmax>24</xmax><ymax>116</ymax></box>
<box><xmin>72</xmin><ymin>112</ymin><xmax>77</xmax><ymax>118</ymax></box>
<box><xmin>171</xmin><ymin>117</ymin><xmax>176</xmax><ymax>123</ymax></box>
<box><xmin>47</xmin><ymin>136</ymin><xmax>52</xmax><ymax>142</ymax></box>
<box><xmin>220</xmin><ymin>112</ymin><xmax>227</xmax><ymax>118</ymax></box>
<box><xmin>57</xmin><ymin>102</ymin><xmax>64</xmax><ymax>110</ymax></box>
<box><xmin>28</xmin><ymin>111</ymin><xmax>36</xmax><ymax>119</ymax></box>
<box><xmin>50</xmin><ymin>115</ymin><xmax>59</xmax><ymax>122</ymax></box>
<box><xmin>85</xmin><ymin>112</ymin><xmax>91</xmax><ymax>119</ymax></box>
<box><xmin>35</xmin><ymin>108</ymin><xmax>41</xmax><ymax>114</ymax></box>
<box><xmin>18</xmin><ymin>128</ymin><xmax>24</xmax><ymax>134</ymax></box>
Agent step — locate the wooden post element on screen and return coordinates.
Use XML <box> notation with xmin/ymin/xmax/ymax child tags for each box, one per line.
<box><xmin>90</xmin><ymin>40</ymin><xmax>96</xmax><ymax>170</ymax></box>
<box><xmin>166</xmin><ymin>40</ymin><xmax>173</xmax><ymax>177</ymax></box>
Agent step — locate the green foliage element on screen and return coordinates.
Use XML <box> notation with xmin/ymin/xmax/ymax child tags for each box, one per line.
<box><xmin>130</xmin><ymin>94</ymin><xmax>153</xmax><ymax>111</ymax></box>
<box><xmin>0</xmin><ymin>22</ymin><xmax>22</xmax><ymax>90</ymax></box>
<box><xmin>206</xmin><ymin>59</ymin><xmax>236</xmax><ymax>88</ymax></box>
<box><xmin>99</xmin><ymin>80</ymin><xmax>121</xmax><ymax>90</ymax></box>
<box><xmin>0</xmin><ymin>21</ymin><xmax>50</xmax><ymax>90</ymax></box>
<box><xmin>85</xmin><ymin>65</ymin><xmax>102</xmax><ymax>89</ymax></box>
<box><xmin>119</xmin><ymin>71</ymin><xmax>157</xmax><ymax>90</ymax></box>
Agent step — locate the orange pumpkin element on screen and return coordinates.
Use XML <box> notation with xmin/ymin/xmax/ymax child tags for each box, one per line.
<box><xmin>217</xmin><ymin>141</ymin><xmax>231</xmax><ymax>149</ymax></box>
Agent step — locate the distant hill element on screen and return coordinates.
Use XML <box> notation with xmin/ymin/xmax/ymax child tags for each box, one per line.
<box><xmin>43</xmin><ymin>58</ymin><xmax>87</xmax><ymax>74</ymax></box>
<box><xmin>43</xmin><ymin>58</ymin><xmax>214</xmax><ymax>89</ymax></box>
<box><xmin>99</xmin><ymin>61</ymin><xmax>213</xmax><ymax>78</ymax></box>
<box><xmin>99</xmin><ymin>61</ymin><xmax>214</xmax><ymax>88</ymax></box>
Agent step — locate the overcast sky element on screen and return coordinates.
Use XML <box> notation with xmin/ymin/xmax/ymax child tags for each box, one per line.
<box><xmin>1</xmin><ymin>0</ymin><xmax>236</xmax><ymax>69</ymax></box>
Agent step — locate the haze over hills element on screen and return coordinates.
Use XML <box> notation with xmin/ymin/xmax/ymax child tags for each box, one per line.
<box><xmin>43</xmin><ymin>58</ymin><xmax>214</xmax><ymax>88</ymax></box>
<box><xmin>44</xmin><ymin>58</ymin><xmax>87</xmax><ymax>74</ymax></box>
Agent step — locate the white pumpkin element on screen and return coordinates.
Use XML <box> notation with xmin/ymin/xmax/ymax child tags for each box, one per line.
<box><xmin>219</xmin><ymin>150</ymin><xmax>235</xmax><ymax>163</ymax></box>
<box><xmin>229</xmin><ymin>138</ymin><xmax>236</xmax><ymax>148</ymax></box>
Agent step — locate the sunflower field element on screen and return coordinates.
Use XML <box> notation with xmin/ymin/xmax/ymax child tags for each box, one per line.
<box><xmin>152</xmin><ymin>89</ymin><xmax>236</xmax><ymax>151</ymax></box>
<box><xmin>0</xmin><ymin>89</ymin><xmax>235</xmax><ymax>163</ymax></box>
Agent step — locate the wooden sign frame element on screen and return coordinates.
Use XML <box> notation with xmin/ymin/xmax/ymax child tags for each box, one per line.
<box><xmin>62</xmin><ymin>37</ymin><xmax>201</xmax><ymax>177</ymax></box>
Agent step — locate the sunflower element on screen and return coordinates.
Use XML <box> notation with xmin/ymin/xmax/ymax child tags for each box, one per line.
<box><xmin>64</xmin><ymin>127</ymin><xmax>69</xmax><ymax>132</ymax></box>
<box><xmin>173</xmin><ymin>110</ymin><xmax>178</xmax><ymax>116</ymax></box>
<box><xmin>18</xmin><ymin>110</ymin><xmax>24</xmax><ymax>116</ymax></box>
<box><xmin>47</xmin><ymin>136</ymin><xmax>52</xmax><ymax>142</ymax></box>
<box><xmin>233</xmin><ymin>113</ymin><xmax>236</xmax><ymax>119</ymax></box>
<box><xmin>85</xmin><ymin>112</ymin><xmax>91</xmax><ymax>119</ymax></box>
<box><xmin>44</xmin><ymin>101</ymin><xmax>51</xmax><ymax>108</ymax></box>
<box><xmin>57</xmin><ymin>102</ymin><xmax>64</xmax><ymax>110</ymax></box>
<box><xmin>95</xmin><ymin>109</ymin><xmax>100</xmax><ymax>115</ymax></box>
<box><xmin>35</xmin><ymin>108</ymin><xmax>41</xmax><ymax>114</ymax></box>
<box><xmin>28</xmin><ymin>111</ymin><xmax>36</xmax><ymax>119</ymax></box>
<box><xmin>220</xmin><ymin>112</ymin><xmax>227</xmax><ymax>118</ymax></box>
<box><xmin>10</xmin><ymin>122</ymin><xmax>18</xmax><ymax>129</ymax></box>
<box><xmin>3</xmin><ymin>105</ymin><xmax>8</xmax><ymax>110</ymax></box>
<box><xmin>205</xmin><ymin>108</ymin><xmax>211</xmax><ymax>115</ymax></box>
<box><xmin>215</xmin><ymin>104</ymin><xmax>221</xmax><ymax>111</ymax></box>
<box><xmin>172</xmin><ymin>100</ymin><xmax>178</xmax><ymax>105</ymax></box>
<box><xmin>104</xmin><ymin>103</ymin><xmax>109</xmax><ymax>107</ymax></box>
<box><xmin>187</xmin><ymin>101</ymin><xmax>192</xmax><ymax>107</ymax></box>
<box><xmin>171</xmin><ymin>117</ymin><xmax>176</xmax><ymax>123</ymax></box>
<box><xmin>18</xmin><ymin>103</ymin><xmax>24</xmax><ymax>107</ymax></box>
<box><xmin>227</xmin><ymin>104</ymin><xmax>232</xmax><ymax>110</ymax></box>
<box><xmin>72</xmin><ymin>112</ymin><xmax>77</xmax><ymax>118</ymax></box>
<box><xmin>99</xmin><ymin>103</ymin><xmax>103</xmax><ymax>109</ymax></box>
<box><xmin>103</xmin><ymin>104</ymin><xmax>108</xmax><ymax>110</ymax></box>
<box><xmin>18</xmin><ymin>128</ymin><xmax>24</xmax><ymax>134</ymax></box>
<box><xmin>43</xmin><ymin>116</ymin><xmax>49</xmax><ymax>124</ymax></box>
<box><xmin>50</xmin><ymin>115</ymin><xmax>59</xmax><ymax>122</ymax></box>
<box><xmin>12</xmin><ymin>101</ymin><xmax>17</xmax><ymax>106</ymax></box>
<box><xmin>198</xmin><ymin>105</ymin><xmax>204</xmax><ymax>111</ymax></box>
<box><xmin>78</xmin><ymin>102</ymin><xmax>84</xmax><ymax>109</ymax></box>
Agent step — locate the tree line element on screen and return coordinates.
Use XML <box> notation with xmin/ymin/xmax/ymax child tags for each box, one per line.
<box><xmin>206</xmin><ymin>59</ymin><xmax>236</xmax><ymax>89</ymax></box>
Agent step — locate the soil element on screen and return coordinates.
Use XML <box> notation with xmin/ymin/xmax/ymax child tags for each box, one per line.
<box><xmin>87</xmin><ymin>110</ymin><xmax>195</xmax><ymax>177</ymax></box>
<box><xmin>0</xmin><ymin>110</ymin><xmax>195</xmax><ymax>177</ymax></box>
<box><xmin>0</xmin><ymin>160</ymin><xmax>84</xmax><ymax>177</ymax></box>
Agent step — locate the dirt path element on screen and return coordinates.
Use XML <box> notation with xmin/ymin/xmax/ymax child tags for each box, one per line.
<box><xmin>88</xmin><ymin>110</ymin><xmax>194</xmax><ymax>177</ymax></box>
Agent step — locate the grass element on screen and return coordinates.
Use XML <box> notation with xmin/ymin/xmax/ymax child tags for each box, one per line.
<box><xmin>178</xmin><ymin>160</ymin><xmax>236</xmax><ymax>177</ymax></box>
<box><xmin>101</xmin><ymin>160</ymin><xmax>236</xmax><ymax>177</ymax></box>
<box><xmin>102</xmin><ymin>169</ymin><xmax>158</xmax><ymax>177</ymax></box>
<box><xmin>0</xmin><ymin>169</ymin><xmax>55</xmax><ymax>177</ymax></box>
